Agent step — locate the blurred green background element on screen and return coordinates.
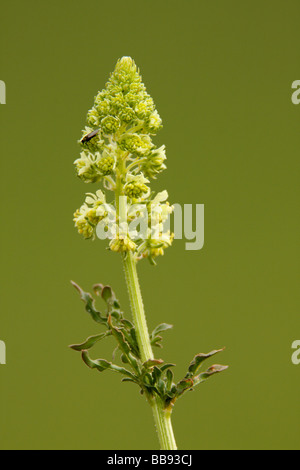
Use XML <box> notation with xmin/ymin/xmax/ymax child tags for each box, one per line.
<box><xmin>0</xmin><ymin>0</ymin><xmax>299</xmax><ymax>450</ymax></box>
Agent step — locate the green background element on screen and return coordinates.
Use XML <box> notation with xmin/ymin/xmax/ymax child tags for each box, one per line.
<box><xmin>0</xmin><ymin>0</ymin><xmax>299</xmax><ymax>450</ymax></box>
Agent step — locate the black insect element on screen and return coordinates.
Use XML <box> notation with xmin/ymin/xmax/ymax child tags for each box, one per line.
<box><xmin>80</xmin><ymin>129</ymin><xmax>100</xmax><ymax>144</ymax></box>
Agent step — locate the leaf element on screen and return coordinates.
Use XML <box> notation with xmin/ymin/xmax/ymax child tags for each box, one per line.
<box><xmin>93</xmin><ymin>284</ymin><xmax>121</xmax><ymax>310</ymax></box>
<box><xmin>81</xmin><ymin>351</ymin><xmax>111</xmax><ymax>371</ymax></box>
<box><xmin>107</xmin><ymin>315</ymin><xmax>139</xmax><ymax>371</ymax></box>
<box><xmin>121</xmin><ymin>319</ymin><xmax>134</xmax><ymax>329</ymax></box>
<box><xmin>151</xmin><ymin>323</ymin><xmax>173</xmax><ymax>339</ymax></box>
<box><xmin>150</xmin><ymin>324</ymin><xmax>173</xmax><ymax>349</ymax></box>
<box><xmin>101</xmin><ymin>285</ymin><xmax>114</xmax><ymax>303</ymax></box>
<box><xmin>121</xmin><ymin>354</ymin><xmax>129</xmax><ymax>364</ymax></box>
<box><xmin>160</xmin><ymin>363</ymin><xmax>176</xmax><ymax>372</ymax></box>
<box><xmin>121</xmin><ymin>377</ymin><xmax>139</xmax><ymax>385</ymax></box>
<box><xmin>193</xmin><ymin>364</ymin><xmax>228</xmax><ymax>386</ymax></box>
<box><xmin>81</xmin><ymin>350</ymin><xmax>137</xmax><ymax>380</ymax></box>
<box><xmin>107</xmin><ymin>315</ymin><xmax>131</xmax><ymax>356</ymax></box>
<box><xmin>157</xmin><ymin>378</ymin><xmax>166</xmax><ymax>395</ymax></box>
<box><xmin>71</xmin><ymin>281</ymin><xmax>107</xmax><ymax>325</ymax></box>
<box><xmin>176</xmin><ymin>378</ymin><xmax>194</xmax><ymax>396</ymax></box>
<box><xmin>187</xmin><ymin>348</ymin><xmax>225</xmax><ymax>377</ymax></box>
<box><xmin>143</xmin><ymin>359</ymin><xmax>164</xmax><ymax>369</ymax></box>
<box><xmin>151</xmin><ymin>336</ymin><xmax>163</xmax><ymax>348</ymax></box>
<box><xmin>121</xmin><ymin>327</ymin><xmax>140</xmax><ymax>358</ymax></box>
<box><xmin>166</xmin><ymin>368</ymin><xmax>174</xmax><ymax>391</ymax></box>
<box><xmin>142</xmin><ymin>372</ymin><xmax>155</xmax><ymax>387</ymax></box>
<box><xmin>165</xmin><ymin>384</ymin><xmax>177</xmax><ymax>400</ymax></box>
<box><xmin>175</xmin><ymin>364</ymin><xmax>228</xmax><ymax>399</ymax></box>
<box><xmin>93</xmin><ymin>283</ymin><xmax>104</xmax><ymax>296</ymax></box>
<box><xmin>152</xmin><ymin>366</ymin><xmax>162</xmax><ymax>384</ymax></box>
<box><xmin>129</xmin><ymin>327</ymin><xmax>138</xmax><ymax>348</ymax></box>
<box><xmin>69</xmin><ymin>332</ymin><xmax>110</xmax><ymax>351</ymax></box>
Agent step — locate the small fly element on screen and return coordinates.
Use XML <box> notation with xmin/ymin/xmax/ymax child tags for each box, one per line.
<box><xmin>80</xmin><ymin>129</ymin><xmax>100</xmax><ymax>144</ymax></box>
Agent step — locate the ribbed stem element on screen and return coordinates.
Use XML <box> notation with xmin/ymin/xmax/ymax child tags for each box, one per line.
<box><xmin>116</xmin><ymin>162</ymin><xmax>177</xmax><ymax>450</ymax></box>
<box><xmin>151</xmin><ymin>398</ymin><xmax>177</xmax><ymax>450</ymax></box>
<box><xmin>122</xmin><ymin>252</ymin><xmax>153</xmax><ymax>363</ymax></box>
<box><xmin>122</xmin><ymin>251</ymin><xmax>177</xmax><ymax>450</ymax></box>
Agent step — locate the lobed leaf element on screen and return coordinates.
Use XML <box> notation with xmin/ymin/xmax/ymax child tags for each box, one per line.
<box><xmin>107</xmin><ymin>315</ymin><xmax>140</xmax><ymax>371</ymax></box>
<box><xmin>175</xmin><ymin>364</ymin><xmax>228</xmax><ymax>399</ymax></box>
<box><xmin>69</xmin><ymin>332</ymin><xmax>110</xmax><ymax>351</ymax></box>
<box><xmin>107</xmin><ymin>315</ymin><xmax>131</xmax><ymax>356</ymax></box>
<box><xmin>176</xmin><ymin>378</ymin><xmax>194</xmax><ymax>396</ymax></box>
<box><xmin>143</xmin><ymin>359</ymin><xmax>164</xmax><ymax>369</ymax></box>
<box><xmin>71</xmin><ymin>281</ymin><xmax>107</xmax><ymax>325</ymax></box>
<box><xmin>81</xmin><ymin>350</ymin><xmax>137</xmax><ymax>380</ymax></box>
<box><xmin>166</xmin><ymin>368</ymin><xmax>174</xmax><ymax>391</ymax></box>
<box><xmin>187</xmin><ymin>348</ymin><xmax>225</xmax><ymax>377</ymax></box>
<box><xmin>151</xmin><ymin>323</ymin><xmax>173</xmax><ymax>339</ymax></box>
<box><xmin>160</xmin><ymin>363</ymin><xmax>176</xmax><ymax>372</ymax></box>
<box><xmin>193</xmin><ymin>364</ymin><xmax>229</xmax><ymax>386</ymax></box>
<box><xmin>93</xmin><ymin>284</ymin><xmax>121</xmax><ymax>311</ymax></box>
<box><xmin>151</xmin><ymin>335</ymin><xmax>163</xmax><ymax>348</ymax></box>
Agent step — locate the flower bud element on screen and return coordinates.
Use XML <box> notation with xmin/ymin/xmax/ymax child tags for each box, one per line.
<box><xmin>96</xmin><ymin>98</ymin><xmax>111</xmax><ymax>117</ymax></box>
<box><xmin>109</xmin><ymin>234</ymin><xmax>136</xmax><ymax>253</ymax></box>
<box><xmin>97</xmin><ymin>152</ymin><xmax>115</xmax><ymax>176</ymax></box>
<box><xmin>124</xmin><ymin>174</ymin><xmax>150</xmax><ymax>200</ymax></box>
<box><xmin>135</xmin><ymin>98</ymin><xmax>155</xmax><ymax>119</ymax></box>
<box><xmin>87</xmin><ymin>107</ymin><xmax>100</xmax><ymax>127</ymax></box>
<box><xmin>141</xmin><ymin>145</ymin><xmax>167</xmax><ymax>179</ymax></box>
<box><xmin>74</xmin><ymin>190</ymin><xmax>107</xmax><ymax>239</ymax></box>
<box><xmin>101</xmin><ymin>115</ymin><xmax>120</xmax><ymax>134</ymax></box>
<box><xmin>148</xmin><ymin>110</ymin><xmax>163</xmax><ymax>133</ymax></box>
<box><xmin>74</xmin><ymin>151</ymin><xmax>102</xmax><ymax>183</ymax></box>
<box><xmin>119</xmin><ymin>133</ymin><xmax>153</xmax><ymax>157</ymax></box>
<box><xmin>80</xmin><ymin>127</ymin><xmax>104</xmax><ymax>153</ymax></box>
<box><xmin>119</xmin><ymin>107</ymin><xmax>136</xmax><ymax>124</ymax></box>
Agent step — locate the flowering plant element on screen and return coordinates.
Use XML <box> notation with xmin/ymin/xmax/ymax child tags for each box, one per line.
<box><xmin>70</xmin><ymin>57</ymin><xmax>227</xmax><ymax>450</ymax></box>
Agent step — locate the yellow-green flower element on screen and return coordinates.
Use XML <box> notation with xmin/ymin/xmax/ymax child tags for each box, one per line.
<box><xmin>124</xmin><ymin>173</ymin><xmax>150</xmax><ymax>200</ymax></box>
<box><xmin>109</xmin><ymin>234</ymin><xmax>136</xmax><ymax>253</ymax></box>
<box><xmin>73</xmin><ymin>57</ymin><xmax>173</xmax><ymax>261</ymax></box>
<box><xmin>74</xmin><ymin>190</ymin><xmax>107</xmax><ymax>239</ymax></box>
<box><xmin>141</xmin><ymin>145</ymin><xmax>167</xmax><ymax>179</ymax></box>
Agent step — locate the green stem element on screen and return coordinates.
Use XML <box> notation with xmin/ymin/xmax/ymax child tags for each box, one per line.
<box><xmin>151</xmin><ymin>399</ymin><xmax>177</xmax><ymax>450</ymax></box>
<box><xmin>122</xmin><ymin>251</ymin><xmax>177</xmax><ymax>450</ymax></box>
<box><xmin>122</xmin><ymin>251</ymin><xmax>153</xmax><ymax>363</ymax></box>
<box><xmin>115</xmin><ymin>160</ymin><xmax>177</xmax><ymax>450</ymax></box>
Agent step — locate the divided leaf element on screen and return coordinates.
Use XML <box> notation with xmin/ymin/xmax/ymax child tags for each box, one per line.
<box><xmin>69</xmin><ymin>332</ymin><xmax>110</xmax><ymax>351</ymax></box>
<box><xmin>107</xmin><ymin>315</ymin><xmax>140</xmax><ymax>371</ymax></box>
<box><xmin>151</xmin><ymin>323</ymin><xmax>173</xmax><ymax>338</ymax></box>
<box><xmin>81</xmin><ymin>350</ymin><xmax>138</xmax><ymax>381</ymax></box>
<box><xmin>151</xmin><ymin>323</ymin><xmax>173</xmax><ymax>348</ymax></box>
<box><xmin>166</xmin><ymin>368</ymin><xmax>174</xmax><ymax>391</ymax></box>
<box><xmin>193</xmin><ymin>364</ymin><xmax>229</xmax><ymax>386</ymax></box>
<box><xmin>71</xmin><ymin>280</ymin><xmax>228</xmax><ymax>408</ymax></box>
<box><xmin>108</xmin><ymin>315</ymin><xmax>131</xmax><ymax>356</ymax></box>
<box><xmin>71</xmin><ymin>281</ymin><xmax>107</xmax><ymax>325</ymax></box>
<box><xmin>151</xmin><ymin>335</ymin><xmax>163</xmax><ymax>348</ymax></box>
<box><xmin>170</xmin><ymin>349</ymin><xmax>228</xmax><ymax>402</ymax></box>
<box><xmin>143</xmin><ymin>359</ymin><xmax>164</xmax><ymax>369</ymax></box>
<box><xmin>176</xmin><ymin>378</ymin><xmax>194</xmax><ymax>396</ymax></box>
<box><xmin>160</xmin><ymin>363</ymin><xmax>176</xmax><ymax>372</ymax></box>
<box><xmin>187</xmin><ymin>348</ymin><xmax>225</xmax><ymax>377</ymax></box>
<box><xmin>175</xmin><ymin>363</ymin><xmax>228</xmax><ymax>399</ymax></box>
<box><xmin>93</xmin><ymin>284</ymin><xmax>122</xmax><ymax>318</ymax></box>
